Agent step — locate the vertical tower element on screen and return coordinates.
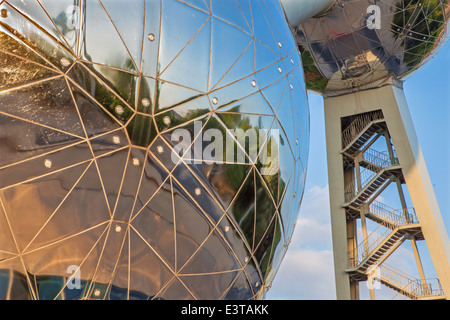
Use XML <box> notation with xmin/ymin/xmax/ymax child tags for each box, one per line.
<box><xmin>280</xmin><ymin>0</ymin><xmax>450</xmax><ymax>300</ymax></box>
<box><xmin>324</xmin><ymin>84</ymin><xmax>450</xmax><ymax>300</ymax></box>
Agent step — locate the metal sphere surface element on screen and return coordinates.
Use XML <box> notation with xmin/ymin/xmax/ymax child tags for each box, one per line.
<box><xmin>294</xmin><ymin>0</ymin><xmax>450</xmax><ymax>96</ymax></box>
<box><xmin>0</xmin><ymin>0</ymin><xmax>309</xmax><ymax>300</ymax></box>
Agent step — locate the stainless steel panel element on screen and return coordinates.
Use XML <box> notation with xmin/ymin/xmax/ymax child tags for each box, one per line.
<box><xmin>0</xmin><ymin>0</ymin><xmax>309</xmax><ymax>300</ymax></box>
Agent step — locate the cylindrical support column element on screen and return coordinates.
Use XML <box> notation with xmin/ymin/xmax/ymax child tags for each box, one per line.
<box><xmin>324</xmin><ymin>94</ymin><xmax>353</xmax><ymax>300</ymax></box>
<box><xmin>279</xmin><ymin>0</ymin><xmax>336</xmax><ymax>27</ymax></box>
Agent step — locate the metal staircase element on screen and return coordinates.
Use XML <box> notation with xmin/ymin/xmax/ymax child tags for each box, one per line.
<box><xmin>345</xmin><ymin>201</ymin><xmax>443</xmax><ymax>299</ymax></box>
<box><xmin>347</xmin><ymin>201</ymin><xmax>420</xmax><ymax>272</ymax></box>
<box><xmin>347</xmin><ymin>229</ymin><xmax>403</xmax><ymax>273</ymax></box>
<box><xmin>367</xmin><ymin>201</ymin><xmax>423</xmax><ymax>240</ymax></box>
<box><xmin>339</xmin><ymin>110</ymin><xmax>444</xmax><ymax>300</ymax></box>
<box><xmin>341</xmin><ymin>110</ymin><xmax>385</xmax><ymax>155</ymax></box>
<box><xmin>377</xmin><ymin>265</ymin><xmax>444</xmax><ymax>300</ymax></box>
<box><xmin>343</xmin><ymin>148</ymin><xmax>402</xmax><ymax>207</ymax></box>
<box><xmin>344</xmin><ymin>169</ymin><xmax>395</xmax><ymax>207</ymax></box>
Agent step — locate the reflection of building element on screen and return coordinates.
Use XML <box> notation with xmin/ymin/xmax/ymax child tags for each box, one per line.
<box><xmin>0</xmin><ymin>1</ymin><xmax>309</xmax><ymax>299</ymax></box>
<box><xmin>281</xmin><ymin>0</ymin><xmax>450</xmax><ymax>300</ymax></box>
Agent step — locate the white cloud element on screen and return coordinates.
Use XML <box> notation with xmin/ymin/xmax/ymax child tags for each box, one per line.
<box><xmin>290</xmin><ymin>185</ymin><xmax>333</xmax><ymax>250</ymax></box>
<box><xmin>266</xmin><ymin>184</ymin><xmax>335</xmax><ymax>299</ymax></box>
<box><xmin>293</xmin><ymin>217</ymin><xmax>332</xmax><ymax>249</ymax></box>
<box><xmin>299</xmin><ymin>185</ymin><xmax>330</xmax><ymax>222</ymax></box>
<box><xmin>266</xmin><ymin>249</ymin><xmax>336</xmax><ymax>300</ymax></box>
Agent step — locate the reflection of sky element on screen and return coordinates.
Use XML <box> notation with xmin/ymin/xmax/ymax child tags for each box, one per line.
<box><xmin>267</xmin><ymin>41</ymin><xmax>450</xmax><ymax>300</ymax></box>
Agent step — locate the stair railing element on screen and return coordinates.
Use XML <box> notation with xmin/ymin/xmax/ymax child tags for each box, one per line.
<box><xmin>348</xmin><ymin>212</ymin><xmax>404</xmax><ymax>267</ymax></box>
<box><xmin>377</xmin><ymin>264</ymin><xmax>444</xmax><ymax>298</ymax></box>
<box><xmin>369</xmin><ymin>201</ymin><xmax>419</xmax><ymax>227</ymax></box>
<box><xmin>341</xmin><ymin>110</ymin><xmax>384</xmax><ymax>148</ymax></box>
<box><xmin>363</xmin><ymin>148</ymin><xmax>398</xmax><ymax>168</ymax></box>
<box><xmin>344</xmin><ymin>148</ymin><xmax>398</xmax><ymax>203</ymax></box>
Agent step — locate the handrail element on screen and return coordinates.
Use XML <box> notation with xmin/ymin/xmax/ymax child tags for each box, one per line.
<box><xmin>344</xmin><ymin>167</ymin><xmax>381</xmax><ymax>203</ymax></box>
<box><xmin>344</xmin><ymin>148</ymin><xmax>399</xmax><ymax>203</ymax></box>
<box><xmin>377</xmin><ymin>264</ymin><xmax>444</xmax><ymax>298</ymax></box>
<box><xmin>348</xmin><ymin>201</ymin><xmax>419</xmax><ymax>267</ymax></box>
<box><xmin>342</xmin><ymin>110</ymin><xmax>384</xmax><ymax>149</ymax></box>
<box><xmin>378</xmin><ymin>264</ymin><xmax>420</xmax><ymax>295</ymax></box>
<box><xmin>348</xmin><ymin>214</ymin><xmax>403</xmax><ymax>267</ymax></box>
<box><xmin>369</xmin><ymin>201</ymin><xmax>419</xmax><ymax>226</ymax></box>
<box><xmin>412</xmin><ymin>279</ymin><xmax>444</xmax><ymax>297</ymax></box>
<box><xmin>363</xmin><ymin>148</ymin><xmax>398</xmax><ymax>168</ymax></box>
<box><xmin>344</xmin><ymin>166</ymin><xmax>380</xmax><ymax>203</ymax></box>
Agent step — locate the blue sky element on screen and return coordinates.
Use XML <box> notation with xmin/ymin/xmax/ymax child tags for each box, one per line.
<box><xmin>266</xmin><ymin>40</ymin><xmax>450</xmax><ymax>300</ymax></box>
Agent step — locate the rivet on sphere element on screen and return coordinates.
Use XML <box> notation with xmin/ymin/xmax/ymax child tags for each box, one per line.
<box><xmin>163</xmin><ymin>116</ymin><xmax>171</xmax><ymax>126</ymax></box>
<box><xmin>44</xmin><ymin>159</ymin><xmax>52</xmax><ymax>168</ymax></box>
<box><xmin>115</xmin><ymin>225</ymin><xmax>122</xmax><ymax>233</ymax></box>
<box><xmin>132</xmin><ymin>158</ymin><xmax>140</xmax><ymax>166</ymax></box>
<box><xmin>251</xmin><ymin>80</ymin><xmax>257</xmax><ymax>87</ymax></box>
<box><xmin>157</xmin><ymin>145</ymin><xmax>164</xmax><ymax>154</ymax></box>
<box><xmin>148</xmin><ymin>33</ymin><xmax>155</xmax><ymax>41</ymax></box>
<box><xmin>142</xmin><ymin>98</ymin><xmax>151</xmax><ymax>107</ymax></box>
<box><xmin>212</xmin><ymin>97</ymin><xmax>218</xmax><ymax>105</ymax></box>
<box><xmin>60</xmin><ymin>57</ymin><xmax>71</xmax><ymax>67</ymax></box>
<box><xmin>115</xmin><ymin>105</ymin><xmax>124</xmax><ymax>115</ymax></box>
<box><xmin>112</xmin><ymin>136</ymin><xmax>121</xmax><ymax>144</ymax></box>
<box><xmin>194</xmin><ymin>188</ymin><xmax>201</xmax><ymax>196</ymax></box>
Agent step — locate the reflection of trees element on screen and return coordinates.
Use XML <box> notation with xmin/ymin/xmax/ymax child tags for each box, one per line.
<box><xmin>213</xmin><ymin>109</ymin><xmax>283</xmax><ymax>195</ymax></box>
<box><xmin>213</xmin><ymin>109</ymin><xmax>284</xmax><ymax>280</ymax></box>
<box><xmin>0</xmin><ymin>270</ymin><xmax>162</xmax><ymax>300</ymax></box>
<box><xmin>299</xmin><ymin>49</ymin><xmax>328</xmax><ymax>92</ymax></box>
<box><xmin>69</xmin><ymin>62</ymin><xmax>135</xmax><ymax>122</ymax></box>
<box><xmin>163</xmin><ymin>101</ymin><xmax>286</xmax><ymax>280</ymax></box>
<box><xmin>0</xmin><ymin>10</ymin><xmax>68</xmax><ymax>68</ymax></box>
<box><xmin>153</xmin><ymin>81</ymin><xmax>204</xmax><ymax>114</ymax></box>
<box><xmin>392</xmin><ymin>0</ymin><xmax>447</xmax><ymax>69</ymax></box>
<box><xmin>0</xmin><ymin>33</ymin><xmax>55</xmax><ymax>90</ymax></box>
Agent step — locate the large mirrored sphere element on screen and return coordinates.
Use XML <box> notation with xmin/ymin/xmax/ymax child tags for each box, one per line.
<box><xmin>0</xmin><ymin>0</ymin><xmax>309</xmax><ymax>300</ymax></box>
<box><xmin>294</xmin><ymin>0</ymin><xmax>450</xmax><ymax>96</ymax></box>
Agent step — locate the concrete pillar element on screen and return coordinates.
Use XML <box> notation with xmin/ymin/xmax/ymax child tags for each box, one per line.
<box><xmin>324</xmin><ymin>85</ymin><xmax>450</xmax><ymax>299</ymax></box>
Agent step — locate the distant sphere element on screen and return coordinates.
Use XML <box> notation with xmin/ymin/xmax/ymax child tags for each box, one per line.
<box><xmin>294</xmin><ymin>0</ymin><xmax>450</xmax><ymax>96</ymax></box>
